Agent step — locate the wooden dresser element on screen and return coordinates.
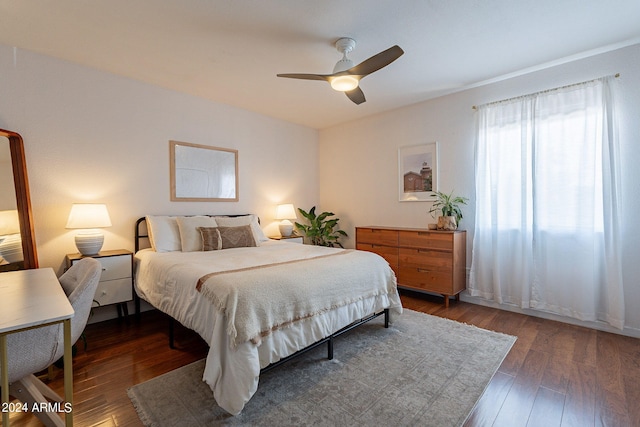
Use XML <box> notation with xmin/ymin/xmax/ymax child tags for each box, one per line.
<box><xmin>356</xmin><ymin>226</ymin><xmax>466</xmax><ymax>307</ymax></box>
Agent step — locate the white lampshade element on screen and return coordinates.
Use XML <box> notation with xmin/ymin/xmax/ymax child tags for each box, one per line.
<box><xmin>275</xmin><ymin>204</ymin><xmax>297</xmax><ymax>220</ymax></box>
<box><xmin>275</xmin><ymin>204</ymin><xmax>297</xmax><ymax>237</ymax></box>
<box><xmin>66</xmin><ymin>203</ymin><xmax>112</xmax><ymax>229</ymax></box>
<box><xmin>0</xmin><ymin>210</ymin><xmax>20</xmax><ymax>235</ymax></box>
<box><xmin>66</xmin><ymin>203</ymin><xmax>112</xmax><ymax>255</ymax></box>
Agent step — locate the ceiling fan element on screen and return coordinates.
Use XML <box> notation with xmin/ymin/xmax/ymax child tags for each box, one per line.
<box><xmin>277</xmin><ymin>38</ymin><xmax>404</xmax><ymax>105</ymax></box>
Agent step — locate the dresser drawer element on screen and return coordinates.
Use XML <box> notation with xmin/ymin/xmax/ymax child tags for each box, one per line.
<box><xmin>356</xmin><ymin>243</ymin><xmax>398</xmax><ymax>269</ymax></box>
<box><xmin>398</xmin><ymin>267</ymin><xmax>453</xmax><ymax>294</ymax></box>
<box><xmin>70</xmin><ymin>253</ymin><xmax>131</xmax><ymax>281</ymax></box>
<box><xmin>399</xmin><ymin>230</ymin><xmax>453</xmax><ymax>251</ymax></box>
<box><xmin>356</xmin><ymin>228</ymin><xmax>398</xmax><ymax>246</ymax></box>
<box><xmin>95</xmin><ymin>255</ymin><xmax>131</xmax><ymax>281</ymax></box>
<box><xmin>93</xmin><ymin>278</ymin><xmax>133</xmax><ymax>306</ymax></box>
<box><xmin>398</xmin><ymin>248</ymin><xmax>452</xmax><ymax>272</ymax></box>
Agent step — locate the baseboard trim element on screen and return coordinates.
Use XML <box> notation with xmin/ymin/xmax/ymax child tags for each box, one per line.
<box><xmin>459</xmin><ymin>292</ymin><xmax>640</xmax><ymax>339</ymax></box>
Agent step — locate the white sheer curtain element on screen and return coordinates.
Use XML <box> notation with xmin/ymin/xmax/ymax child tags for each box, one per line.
<box><xmin>469</xmin><ymin>77</ymin><xmax>624</xmax><ymax>329</ymax></box>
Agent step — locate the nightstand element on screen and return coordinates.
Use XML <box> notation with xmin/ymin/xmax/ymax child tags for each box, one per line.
<box><xmin>269</xmin><ymin>235</ymin><xmax>304</xmax><ymax>244</ymax></box>
<box><xmin>65</xmin><ymin>249</ymin><xmax>133</xmax><ymax>317</ymax></box>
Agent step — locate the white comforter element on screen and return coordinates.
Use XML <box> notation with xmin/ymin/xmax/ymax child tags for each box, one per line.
<box><xmin>135</xmin><ymin>241</ymin><xmax>402</xmax><ymax>415</ymax></box>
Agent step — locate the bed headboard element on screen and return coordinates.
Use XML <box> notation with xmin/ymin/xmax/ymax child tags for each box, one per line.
<box><xmin>134</xmin><ymin>214</ymin><xmax>257</xmax><ymax>253</ymax></box>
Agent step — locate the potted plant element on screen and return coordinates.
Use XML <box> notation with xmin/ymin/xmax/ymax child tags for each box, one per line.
<box><xmin>428</xmin><ymin>190</ymin><xmax>469</xmax><ymax>230</ymax></box>
<box><xmin>294</xmin><ymin>206</ymin><xmax>348</xmax><ymax>247</ymax></box>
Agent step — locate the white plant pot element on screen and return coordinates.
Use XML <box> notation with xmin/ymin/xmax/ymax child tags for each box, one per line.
<box><xmin>437</xmin><ymin>216</ymin><xmax>457</xmax><ymax>231</ymax></box>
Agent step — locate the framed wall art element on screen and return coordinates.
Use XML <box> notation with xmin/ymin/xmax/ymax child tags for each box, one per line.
<box><xmin>398</xmin><ymin>142</ymin><xmax>438</xmax><ymax>202</ymax></box>
<box><xmin>170</xmin><ymin>140</ymin><xmax>238</xmax><ymax>202</ymax></box>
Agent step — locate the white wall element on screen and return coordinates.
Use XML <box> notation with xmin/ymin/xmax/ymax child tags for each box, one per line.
<box><xmin>319</xmin><ymin>44</ymin><xmax>640</xmax><ymax>335</ymax></box>
<box><xmin>0</xmin><ymin>45</ymin><xmax>319</xmax><ymax>275</ymax></box>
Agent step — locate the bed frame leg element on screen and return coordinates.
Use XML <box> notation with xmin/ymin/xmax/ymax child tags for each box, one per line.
<box><xmin>384</xmin><ymin>308</ymin><xmax>389</xmax><ymax>328</ymax></box>
<box><xmin>328</xmin><ymin>336</ymin><xmax>334</xmax><ymax>360</ymax></box>
<box><xmin>169</xmin><ymin>317</ymin><xmax>175</xmax><ymax>349</ymax></box>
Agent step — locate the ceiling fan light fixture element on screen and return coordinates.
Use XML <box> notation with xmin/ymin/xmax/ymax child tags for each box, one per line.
<box><xmin>330</xmin><ymin>75</ymin><xmax>359</xmax><ymax>92</ymax></box>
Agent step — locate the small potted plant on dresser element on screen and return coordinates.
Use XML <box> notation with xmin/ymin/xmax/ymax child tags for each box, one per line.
<box><xmin>428</xmin><ymin>190</ymin><xmax>469</xmax><ymax>230</ymax></box>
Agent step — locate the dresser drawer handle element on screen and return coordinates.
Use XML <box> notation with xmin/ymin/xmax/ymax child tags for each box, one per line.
<box><xmin>418</xmin><ymin>268</ymin><xmax>430</xmax><ymax>273</ymax></box>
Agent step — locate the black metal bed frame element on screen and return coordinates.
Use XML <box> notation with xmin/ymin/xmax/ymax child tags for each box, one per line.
<box><xmin>260</xmin><ymin>308</ymin><xmax>389</xmax><ymax>374</ymax></box>
<box><xmin>134</xmin><ymin>215</ymin><xmax>391</xmax><ymax>373</ymax></box>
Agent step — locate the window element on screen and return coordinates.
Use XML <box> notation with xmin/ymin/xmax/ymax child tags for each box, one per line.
<box><xmin>469</xmin><ymin>77</ymin><xmax>624</xmax><ymax>329</ymax></box>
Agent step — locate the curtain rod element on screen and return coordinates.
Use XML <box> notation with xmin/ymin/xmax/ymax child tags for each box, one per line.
<box><xmin>471</xmin><ymin>73</ymin><xmax>620</xmax><ymax>110</ymax></box>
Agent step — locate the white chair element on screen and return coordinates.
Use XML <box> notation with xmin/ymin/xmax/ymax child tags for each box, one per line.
<box><xmin>3</xmin><ymin>257</ymin><xmax>101</xmax><ymax>427</ymax></box>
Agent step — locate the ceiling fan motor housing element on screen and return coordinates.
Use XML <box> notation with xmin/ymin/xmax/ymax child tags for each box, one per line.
<box><xmin>333</xmin><ymin>58</ymin><xmax>354</xmax><ymax>73</ymax></box>
<box><xmin>333</xmin><ymin>37</ymin><xmax>357</xmax><ymax>73</ymax></box>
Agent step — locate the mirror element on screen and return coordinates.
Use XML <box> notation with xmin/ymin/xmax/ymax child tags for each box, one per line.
<box><xmin>0</xmin><ymin>129</ymin><xmax>38</xmax><ymax>271</ymax></box>
<box><xmin>170</xmin><ymin>140</ymin><xmax>238</xmax><ymax>202</ymax></box>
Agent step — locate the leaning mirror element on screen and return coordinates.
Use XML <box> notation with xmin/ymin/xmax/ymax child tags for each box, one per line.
<box><xmin>0</xmin><ymin>129</ymin><xmax>38</xmax><ymax>271</ymax></box>
<box><xmin>170</xmin><ymin>140</ymin><xmax>238</xmax><ymax>202</ymax></box>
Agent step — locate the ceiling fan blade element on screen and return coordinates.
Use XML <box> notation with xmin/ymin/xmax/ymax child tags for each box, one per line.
<box><xmin>345</xmin><ymin>86</ymin><xmax>366</xmax><ymax>105</ymax></box>
<box><xmin>276</xmin><ymin>73</ymin><xmax>330</xmax><ymax>82</ymax></box>
<box><xmin>347</xmin><ymin>45</ymin><xmax>404</xmax><ymax>77</ymax></box>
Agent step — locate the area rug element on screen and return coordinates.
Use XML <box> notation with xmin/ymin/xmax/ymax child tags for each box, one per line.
<box><xmin>128</xmin><ymin>309</ymin><xmax>516</xmax><ymax>426</ymax></box>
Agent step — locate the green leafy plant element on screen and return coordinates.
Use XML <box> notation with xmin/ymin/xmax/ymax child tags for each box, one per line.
<box><xmin>428</xmin><ymin>190</ymin><xmax>469</xmax><ymax>224</ymax></box>
<box><xmin>294</xmin><ymin>206</ymin><xmax>348</xmax><ymax>248</ymax></box>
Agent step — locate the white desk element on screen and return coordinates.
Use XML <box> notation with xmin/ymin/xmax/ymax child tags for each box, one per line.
<box><xmin>0</xmin><ymin>268</ymin><xmax>75</xmax><ymax>426</ymax></box>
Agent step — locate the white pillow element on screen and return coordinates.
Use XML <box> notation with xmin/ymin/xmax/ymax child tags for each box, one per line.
<box><xmin>0</xmin><ymin>233</ymin><xmax>22</xmax><ymax>263</ymax></box>
<box><xmin>146</xmin><ymin>215</ymin><xmax>181</xmax><ymax>252</ymax></box>
<box><xmin>214</xmin><ymin>215</ymin><xmax>269</xmax><ymax>244</ymax></box>
<box><xmin>176</xmin><ymin>216</ymin><xmax>218</xmax><ymax>251</ymax></box>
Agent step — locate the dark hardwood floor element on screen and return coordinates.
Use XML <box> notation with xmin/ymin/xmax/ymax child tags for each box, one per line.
<box><xmin>5</xmin><ymin>291</ymin><xmax>640</xmax><ymax>426</ymax></box>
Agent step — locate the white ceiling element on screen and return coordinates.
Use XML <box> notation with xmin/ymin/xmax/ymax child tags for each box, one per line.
<box><xmin>1</xmin><ymin>0</ymin><xmax>640</xmax><ymax>129</ymax></box>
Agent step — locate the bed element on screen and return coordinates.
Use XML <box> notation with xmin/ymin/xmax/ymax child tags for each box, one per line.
<box><xmin>133</xmin><ymin>214</ymin><xmax>402</xmax><ymax>415</ymax></box>
<box><xmin>0</xmin><ymin>233</ymin><xmax>24</xmax><ymax>272</ymax></box>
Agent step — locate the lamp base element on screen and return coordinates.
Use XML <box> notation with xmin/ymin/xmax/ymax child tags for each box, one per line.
<box><xmin>279</xmin><ymin>220</ymin><xmax>294</xmax><ymax>237</ymax></box>
<box><xmin>75</xmin><ymin>230</ymin><xmax>104</xmax><ymax>255</ymax></box>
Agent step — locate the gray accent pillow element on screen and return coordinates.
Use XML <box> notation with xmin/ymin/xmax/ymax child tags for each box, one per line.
<box><xmin>214</xmin><ymin>215</ymin><xmax>268</xmax><ymax>244</ymax></box>
<box><xmin>217</xmin><ymin>225</ymin><xmax>257</xmax><ymax>249</ymax></box>
<box><xmin>197</xmin><ymin>227</ymin><xmax>222</xmax><ymax>251</ymax></box>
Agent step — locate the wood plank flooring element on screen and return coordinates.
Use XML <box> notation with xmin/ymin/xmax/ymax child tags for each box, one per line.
<box><xmin>4</xmin><ymin>290</ymin><xmax>639</xmax><ymax>426</ymax></box>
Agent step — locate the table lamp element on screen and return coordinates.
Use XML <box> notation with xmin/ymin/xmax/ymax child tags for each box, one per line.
<box><xmin>275</xmin><ymin>203</ymin><xmax>297</xmax><ymax>237</ymax></box>
<box><xmin>65</xmin><ymin>203</ymin><xmax>112</xmax><ymax>255</ymax></box>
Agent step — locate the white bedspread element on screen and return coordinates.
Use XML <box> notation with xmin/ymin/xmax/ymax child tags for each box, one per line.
<box><xmin>135</xmin><ymin>241</ymin><xmax>402</xmax><ymax>415</ymax></box>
